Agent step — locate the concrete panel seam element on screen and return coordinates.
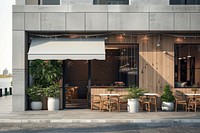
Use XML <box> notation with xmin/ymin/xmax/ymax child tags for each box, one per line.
<box><xmin>84</xmin><ymin>12</ymin><xmax>86</xmax><ymax>31</ymax></box>
<box><xmin>65</xmin><ymin>13</ymin><xmax>67</xmax><ymax>30</ymax></box>
<box><xmin>189</xmin><ymin>13</ymin><xmax>191</xmax><ymax>30</ymax></box>
<box><xmin>173</xmin><ymin>13</ymin><xmax>175</xmax><ymax>31</ymax></box>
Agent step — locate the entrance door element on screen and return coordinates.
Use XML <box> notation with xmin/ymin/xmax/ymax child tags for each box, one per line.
<box><xmin>65</xmin><ymin>60</ymin><xmax>88</xmax><ymax>109</ymax></box>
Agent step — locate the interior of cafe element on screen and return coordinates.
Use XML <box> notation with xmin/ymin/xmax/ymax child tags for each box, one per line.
<box><xmin>64</xmin><ymin>43</ymin><xmax>139</xmax><ymax>109</ymax></box>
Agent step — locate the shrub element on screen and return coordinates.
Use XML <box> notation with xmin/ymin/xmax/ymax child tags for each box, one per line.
<box><xmin>27</xmin><ymin>85</ymin><xmax>43</xmax><ymax>101</ymax></box>
<box><xmin>161</xmin><ymin>85</ymin><xmax>175</xmax><ymax>102</ymax></box>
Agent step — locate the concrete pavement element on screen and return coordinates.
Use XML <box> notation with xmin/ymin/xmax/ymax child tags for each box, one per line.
<box><xmin>1</xmin><ymin>96</ymin><xmax>200</xmax><ymax>124</ymax></box>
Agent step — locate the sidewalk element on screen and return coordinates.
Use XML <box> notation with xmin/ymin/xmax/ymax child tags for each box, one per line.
<box><xmin>1</xmin><ymin>96</ymin><xmax>200</xmax><ymax>124</ymax></box>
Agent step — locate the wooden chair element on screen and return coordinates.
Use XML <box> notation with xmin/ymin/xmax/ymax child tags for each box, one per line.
<box><xmin>141</xmin><ymin>95</ymin><xmax>157</xmax><ymax>112</ymax></box>
<box><xmin>117</xmin><ymin>95</ymin><xmax>128</xmax><ymax>112</ymax></box>
<box><xmin>101</xmin><ymin>96</ymin><xmax>119</xmax><ymax>112</ymax></box>
<box><xmin>66</xmin><ymin>86</ymin><xmax>78</xmax><ymax>104</ymax></box>
<box><xmin>187</xmin><ymin>96</ymin><xmax>200</xmax><ymax>112</ymax></box>
<box><xmin>174</xmin><ymin>90</ymin><xmax>188</xmax><ymax>112</ymax></box>
<box><xmin>139</xmin><ymin>96</ymin><xmax>147</xmax><ymax>110</ymax></box>
<box><xmin>66</xmin><ymin>90</ymin><xmax>73</xmax><ymax>104</ymax></box>
<box><xmin>91</xmin><ymin>95</ymin><xmax>102</xmax><ymax>111</ymax></box>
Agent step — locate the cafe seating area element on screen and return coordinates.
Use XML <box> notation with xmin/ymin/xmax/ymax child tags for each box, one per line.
<box><xmin>90</xmin><ymin>87</ymin><xmax>161</xmax><ymax>112</ymax></box>
<box><xmin>174</xmin><ymin>90</ymin><xmax>200</xmax><ymax>112</ymax></box>
<box><xmin>90</xmin><ymin>87</ymin><xmax>200</xmax><ymax>112</ymax></box>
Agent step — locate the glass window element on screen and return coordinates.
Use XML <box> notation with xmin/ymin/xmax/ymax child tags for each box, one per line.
<box><xmin>186</xmin><ymin>0</ymin><xmax>200</xmax><ymax>4</ymax></box>
<box><xmin>42</xmin><ymin>0</ymin><xmax>60</xmax><ymax>5</ymax></box>
<box><xmin>104</xmin><ymin>44</ymin><xmax>139</xmax><ymax>87</ymax></box>
<box><xmin>174</xmin><ymin>45</ymin><xmax>200</xmax><ymax>88</ymax></box>
<box><xmin>170</xmin><ymin>0</ymin><xmax>200</xmax><ymax>5</ymax></box>
<box><xmin>94</xmin><ymin>0</ymin><xmax>129</xmax><ymax>5</ymax></box>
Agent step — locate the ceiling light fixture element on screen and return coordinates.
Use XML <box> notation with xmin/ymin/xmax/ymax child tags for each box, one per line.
<box><xmin>178</xmin><ymin>46</ymin><xmax>182</xmax><ymax>60</ymax></box>
<box><xmin>156</xmin><ymin>34</ymin><xmax>161</xmax><ymax>47</ymax></box>
<box><xmin>187</xmin><ymin>45</ymin><xmax>191</xmax><ymax>58</ymax></box>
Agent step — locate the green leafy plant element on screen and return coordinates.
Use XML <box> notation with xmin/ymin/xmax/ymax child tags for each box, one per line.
<box><xmin>107</xmin><ymin>88</ymin><xmax>114</xmax><ymax>93</ymax></box>
<box><xmin>27</xmin><ymin>85</ymin><xmax>43</xmax><ymax>101</ymax></box>
<box><xmin>126</xmin><ymin>86</ymin><xmax>146</xmax><ymax>99</ymax></box>
<box><xmin>161</xmin><ymin>85</ymin><xmax>175</xmax><ymax>102</ymax></box>
<box><xmin>29</xmin><ymin>60</ymin><xmax>62</xmax><ymax>98</ymax></box>
<box><xmin>44</xmin><ymin>83</ymin><xmax>60</xmax><ymax>98</ymax></box>
<box><xmin>29</xmin><ymin>60</ymin><xmax>62</xmax><ymax>88</ymax></box>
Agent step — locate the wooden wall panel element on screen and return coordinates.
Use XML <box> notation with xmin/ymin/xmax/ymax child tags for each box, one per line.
<box><xmin>139</xmin><ymin>35</ymin><xmax>200</xmax><ymax>94</ymax></box>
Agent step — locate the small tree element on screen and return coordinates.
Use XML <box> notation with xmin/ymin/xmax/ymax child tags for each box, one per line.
<box><xmin>161</xmin><ymin>85</ymin><xmax>175</xmax><ymax>102</ymax></box>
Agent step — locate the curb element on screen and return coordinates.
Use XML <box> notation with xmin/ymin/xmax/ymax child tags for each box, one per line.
<box><xmin>1</xmin><ymin>119</ymin><xmax>200</xmax><ymax>124</ymax></box>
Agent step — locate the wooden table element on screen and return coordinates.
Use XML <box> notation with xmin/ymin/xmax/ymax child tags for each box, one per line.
<box><xmin>144</xmin><ymin>93</ymin><xmax>160</xmax><ymax>96</ymax></box>
<box><xmin>185</xmin><ymin>94</ymin><xmax>200</xmax><ymax>112</ymax></box>
<box><xmin>99</xmin><ymin>94</ymin><xmax>119</xmax><ymax>112</ymax></box>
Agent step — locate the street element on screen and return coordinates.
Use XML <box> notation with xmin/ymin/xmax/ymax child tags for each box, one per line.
<box><xmin>0</xmin><ymin>123</ymin><xmax>200</xmax><ymax>133</ymax></box>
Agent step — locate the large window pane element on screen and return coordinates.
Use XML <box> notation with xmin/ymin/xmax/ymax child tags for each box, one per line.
<box><xmin>43</xmin><ymin>0</ymin><xmax>60</xmax><ymax>5</ymax></box>
<box><xmin>186</xmin><ymin>0</ymin><xmax>200</xmax><ymax>4</ymax></box>
<box><xmin>170</xmin><ymin>0</ymin><xmax>186</xmax><ymax>5</ymax></box>
<box><xmin>170</xmin><ymin>0</ymin><xmax>200</xmax><ymax>5</ymax></box>
<box><xmin>174</xmin><ymin>45</ymin><xmax>200</xmax><ymax>88</ymax></box>
<box><xmin>94</xmin><ymin>0</ymin><xmax>129</xmax><ymax>5</ymax></box>
<box><xmin>104</xmin><ymin>44</ymin><xmax>139</xmax><ymax>87</ymax></box>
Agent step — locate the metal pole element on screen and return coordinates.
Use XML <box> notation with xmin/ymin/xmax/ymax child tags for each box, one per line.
<box><xmin>4</xmin><ymin>88</ymin><xmax>7</xmax><ymax>96</ymax></box>
<box><xmin>88</xmin><ymin>60</ymin><xmax>91</xmax><ymax>107</ymax></box>
<box><xmin>9</xmin><ymin>87</ymin><xmax>12</xmax><ymax>95</ymax></box>
<box><xmin>0</xmin><ymin>88</ymin><xmax>2</xmax><ymax>97</ymax></box>
<box><xmin>62</xmin><ymin>60</ymin><xmax>67</xmax><ymax>109</ymax></box>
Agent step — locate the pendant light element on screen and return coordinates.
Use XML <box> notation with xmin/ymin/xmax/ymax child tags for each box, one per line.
<box><xmin>187</xmin><ymin>45</ymin><xmax>191</xmax><ymax>58</ymax></box>
<box><xmin>178</xmin><ymin>46</ymin><xmax>182</xmax><ymax>60</ymax></box>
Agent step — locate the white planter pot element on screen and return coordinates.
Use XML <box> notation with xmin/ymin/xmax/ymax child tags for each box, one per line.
<box><xmin>161</xmin><ymin>102</ymin><xmax>174</xmax><ymax>111</ymax></box>
<box><xmin>127</xmin><ymin>99</ymin><xmax>139</xmax><ymax>113</ymax></box>
<box><xmin>31</xmin><ymin>101</ymin><xmax>42</xmax><ymax>110</ymax></box>
<box><xmin>47</xmin><ymin>97</ymin><xmax>59</xmax><ymax>111</ymax></box>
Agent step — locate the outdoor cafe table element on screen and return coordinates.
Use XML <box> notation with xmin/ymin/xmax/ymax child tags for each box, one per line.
<box><xmin>185</xmin><ymin>93</ymin><xmax>200</xmax><ymax>112</ymax></box>
<box><xmin>99</xmin><ymin>94</ymin><xmax>119</xmax><ymax>112</ymax></box>
<box><xmin>144</xmin><ymin>93</ymin><xmax>160</xmax><ymax>96</ymax></box>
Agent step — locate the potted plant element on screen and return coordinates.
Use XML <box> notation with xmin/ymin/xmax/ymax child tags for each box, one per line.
<box><xmin>27</xmin><ymin>85</ymin><xmax>43</xmax><ymax>110</ymax></box>
<box><xmin>44</xmin><ymin>83</ymin><xmax>60</xmax><ymax>111</ymax></box>
<box><xmin>29</xmin><ymin>60</ymin><xmax>62</xmax><ymax>111</ymax></box>
<box><xmin>107</xmin><ymin>88</ymin><xmax>114</xmax><ymax>94</ymax></box>
<box><xmin>161</xmin><ymin>85</ymin><xmax>175</xmax><ymax>111</ymax></box>
<box><xmin>126</xmin><ymin>86</ymin><xmax>146</xmax><ymax>113</ymax></box>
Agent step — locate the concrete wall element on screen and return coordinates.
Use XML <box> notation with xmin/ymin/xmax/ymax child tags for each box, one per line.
<box><xmin>16</xmin><ymin>0</ymin><xmax>25</xmax><ymax>5</ymax></box>
<box><xmin>13</xmin><ymin>5</ymin><xmax>200</xmax><ymax>31</ymax></box>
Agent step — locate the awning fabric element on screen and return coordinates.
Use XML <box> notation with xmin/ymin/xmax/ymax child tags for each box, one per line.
<box><xmin>28</xmin><ymin>38</ymin><xmax>105</xmax><ymax>60</ymax></box>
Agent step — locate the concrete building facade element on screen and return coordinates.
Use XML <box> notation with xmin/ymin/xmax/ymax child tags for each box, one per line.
<box><xmin>13</xmin><ymin>0</ymin><xmax>200</xmax><ymax>111</ymax></box>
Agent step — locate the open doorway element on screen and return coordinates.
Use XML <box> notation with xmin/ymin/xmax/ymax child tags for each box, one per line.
<box><xmin>65</xmin><ymin>60</ymin><xmax>89</xmax><ymax>109</ymax></box>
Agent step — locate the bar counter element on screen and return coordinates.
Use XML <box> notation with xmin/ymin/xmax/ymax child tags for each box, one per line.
<box><xmin>91</xmin><ymin>86</ymin><xmax>128</xmax><ymax>95</ymax></box>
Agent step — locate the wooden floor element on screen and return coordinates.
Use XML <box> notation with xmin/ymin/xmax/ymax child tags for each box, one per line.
<box><xmin>65</xmin><ymin>99</ymin><xmax>88</xmax><ymax>109</ymax></box>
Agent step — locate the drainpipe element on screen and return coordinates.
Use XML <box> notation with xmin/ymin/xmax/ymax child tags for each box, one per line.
<box><xmin>88</xmin><ymin>60</ymin><xmax>91</xmax><ymax>107</ymax></box>
<box><xmin>62</xmin><ymin>60</ymin><xmax>66</xmax><ymax>109</ymax></box>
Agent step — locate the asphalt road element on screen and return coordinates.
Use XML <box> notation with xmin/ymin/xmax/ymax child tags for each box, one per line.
<box><xmin>0</xmin><ymin>123</ymin><xmax>200</xmax><ymax>133</ymax></box>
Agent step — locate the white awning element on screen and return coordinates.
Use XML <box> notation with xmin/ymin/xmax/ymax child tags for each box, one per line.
<box><xmin>28</xmin><ymin>38</ymin><xmax>105</xmax><ymax>60</ymax></box>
